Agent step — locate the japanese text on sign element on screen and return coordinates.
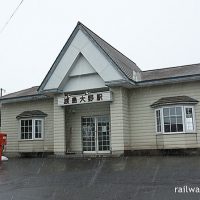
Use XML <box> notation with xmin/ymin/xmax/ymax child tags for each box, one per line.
<box><xmin>58</xmin><ymin>91</ymin><xmax>112</xmax><ymax>106</ymax></box>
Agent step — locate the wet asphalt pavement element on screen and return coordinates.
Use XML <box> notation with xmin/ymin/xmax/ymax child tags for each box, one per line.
<box><xmin>1</xmin><ymin>156</ymin><xmax>200</xmax><ymax>200</ymax></box>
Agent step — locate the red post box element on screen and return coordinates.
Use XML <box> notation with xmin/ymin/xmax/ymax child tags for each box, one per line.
<box><xmin>0</xmin><ymin>132</ymin><xmax>7</xmax><ymax>161</ymax></box>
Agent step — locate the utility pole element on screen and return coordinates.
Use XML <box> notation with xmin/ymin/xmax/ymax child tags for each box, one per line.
<box><xmin>0</xmin><ymin>88</ymin><xmax>6</xmax><ymax>97</ymax></box>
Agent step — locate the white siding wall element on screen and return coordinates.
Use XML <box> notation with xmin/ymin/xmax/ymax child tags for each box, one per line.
<box><xmin>63</xmin><ymin>74</ymin><xmax>105</xmax><ymax>92</ymax></box>
<box><xmin>65</xmin><ymin>103</ymin><xmax>110</xmax><ymax>153</ymax></box>
<box><xmin>129</xmin><ymin>81</ymin><xmax>200</xmax><ymax>150</ymax></box>
<box><xmin>54</xmin><ymin>95</ymin><xmax>66</xmax><ymax>155</ymax></box>
<box><xmin>122</xmin><ymin>88</ymin><xmax>130</xmax><ymax>150</ymax></box>
<box><xmin>157</xmin><ymin>134</ymin><xmax>198</xmax><ymax>149</ymax></box>
<box><xmin>2</xmin><ymin>81</ymin><xmax>200</xmax><ymax>156</ymax></box>
<box><xmin>110</xmin><ymin>87</ymin><xmax>130</xmax><ymax>154</ymax></box>
<box><xmin>1</xmin><ymin>99</ymin><xmax>54</xmax><ymax>153</ymax></box>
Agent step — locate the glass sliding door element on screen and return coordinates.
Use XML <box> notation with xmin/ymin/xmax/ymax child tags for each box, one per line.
<box><xmin>82</xmin><ymin>117</ymin><xmax>96</xmax><ymax>152</ymax></box>
<box><xmin>97</xmin><ymin>116</ymin><xmax>110</xmax><ymax>152</ymax></box>
<box><xmin>82</xmin><ymin>116</ymin><xmax>110</xmax><ymax>153</ymax></box>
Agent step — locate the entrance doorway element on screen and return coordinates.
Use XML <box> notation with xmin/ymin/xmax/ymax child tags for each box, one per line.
<box><xmin>82</xmin><ymin>116</ymin><xmax>110</xmax><ymax>153</ymax></box>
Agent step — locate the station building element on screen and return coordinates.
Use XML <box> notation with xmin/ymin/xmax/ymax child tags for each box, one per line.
<box><xmin>0</xmin><ymin>22</ymin><xmax>200</xmax><ymax>156</ymax></box>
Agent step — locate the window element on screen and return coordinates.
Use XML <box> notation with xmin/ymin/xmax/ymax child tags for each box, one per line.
<box><xmin>185</xmin><ymin>107</ymin><xmax>194</xmax><ymax>132</ymax></box>
<box><xmin>35</xmin><ymin>120</ymin><xmax>42</xmax><ymax>139</ymax></box>
<box><xmin>156</xmin><ymin>110</ymin><xmax>161</xmax><ymax>133</ymax></box>
<box><xmin>163</xmin><ymin>107</ymin><xmax>183</xmax><ymax>133</ymax></box>
<box><xmin>155</xmin><ymin>106</ymin><xmax>195</xmax><ymax>134</ymax></box>
<box><xmin>21</xmin><ymin>119</ymin><xmax>32</xmax><ymax>139</ymax></box>
<box><xmin>20</xmin><ymin>119</ymin><xmax>43</xmax><ymax>140</ymax></box>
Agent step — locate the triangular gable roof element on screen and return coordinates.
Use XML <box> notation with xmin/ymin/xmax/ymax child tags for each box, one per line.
<box><xmin>38</xmin><ymin>22</ymin><xmax>140</xmax><ymax>92</ymax></box>
<box><xmin>68</xmin><ymin>54</ymin><xmax>96</xmax><ymax>76</ymax></box>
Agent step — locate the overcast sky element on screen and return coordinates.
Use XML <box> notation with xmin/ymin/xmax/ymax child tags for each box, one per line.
<box><xmin>0</xmin><ymin>0</ymin><xmax>200</xmax><ymax>94</ymax></box>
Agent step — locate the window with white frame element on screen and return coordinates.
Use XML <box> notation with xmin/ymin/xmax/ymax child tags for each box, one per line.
<box><xmin>155</xmin><ymin>106</ymin><xmax>195</xmax><ymax>134</ymax></box>
<box><xmin>156</xmin><ymin>110</ymin><xmax>161</xmax><ymax>133</ymax></box>
<box><xmin>20</xmin><ymin>119</ymin><xmax>43</xmax><ymax>140</ymax></box>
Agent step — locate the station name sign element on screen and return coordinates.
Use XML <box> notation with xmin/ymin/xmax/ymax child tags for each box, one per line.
<box><xmin>58</xmin><ymin>91</ymin><xmax>112</xmax><ymax>106</ymax></box>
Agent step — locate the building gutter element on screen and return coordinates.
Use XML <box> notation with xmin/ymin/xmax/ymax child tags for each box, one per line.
<box><xmin>2</xmin><ymin>74</ymin><xmax>200</xmax><ymax>104</ymax></box>
<box><xmin>38</xmin><ymin>88</ymin><xmax>63</xmax><ymax>95</ymax></box>
<box><xmin>105</xmin><ymin>79</ymin><xmax>134</xmax><ymax>88</ymax></box>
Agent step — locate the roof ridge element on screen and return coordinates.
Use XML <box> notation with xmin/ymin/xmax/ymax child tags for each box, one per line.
<box><xmin>78</xmin><ymin>22</ymin><xmax>141</xmax><ymax>72</ymax></box>
<box><xmin>142</xmin><ymin>63</ymin><xmax>200</xmax><ymax>73</ymax></box>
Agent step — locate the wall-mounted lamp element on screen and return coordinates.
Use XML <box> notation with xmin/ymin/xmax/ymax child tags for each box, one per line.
<box><xmin>65</xmin><ymin>94</ymin><xmax>71</xmax><ymax>97</ymax></box>
<box><xmin>85</xmin><ymin>91</ymin><xmax>90</xmax><ymax>95</ymax></box>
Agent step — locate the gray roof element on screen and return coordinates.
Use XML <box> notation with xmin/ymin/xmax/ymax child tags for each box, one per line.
<box><xmin>141</xmin><ymin>63</ymin><xmax>200</xmax><ymax>82</ymax></box>
<box><xmin>38</xmin><ymin>22</ymin><xmax>200</xmax><ymax>92</ymax></box>
<box><xmin>151</xmin><ymin>96</ymin><xmax>199</xmax><ymax>108</ymax></box>
<box><xmin>0</xmin><ymin>86</ymin><xmax>39</xmax><ymax>100</ymax></box>
<box><xmin>1</xmin><ymin>22</ymin><xmax>200</xmax><ymax>101</ymax></box>
<box><xmin>79</xmin><ymin>22</ymin><xmax>141</xmax><ymax>79</ymax></box>
<box><xmin>16</xmin><ymin>110</ymin><xmax>47</xmax><ymax>119</ymax></box>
